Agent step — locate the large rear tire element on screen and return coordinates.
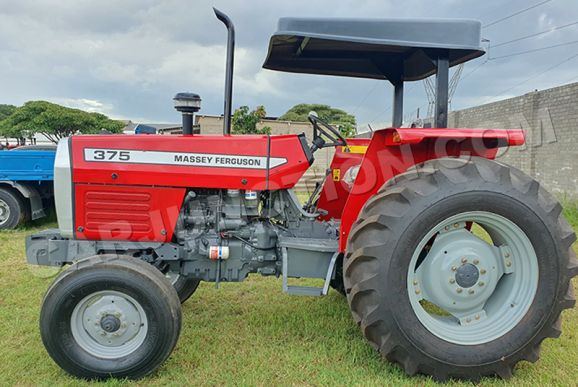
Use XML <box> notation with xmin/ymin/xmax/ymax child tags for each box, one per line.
<box><xmin>40</xmin><ymin>255</ymin><xmax>182</xmax><ymax>380</ymax></box>
<box><xmin>344</xmin><ymin>157</ymin><xmax>577</xmax><ymax>381</ymax></box>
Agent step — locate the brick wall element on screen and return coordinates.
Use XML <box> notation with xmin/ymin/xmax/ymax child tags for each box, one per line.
<box><xmin>442</xmin><ymin>82</ymin><xmax>578</xmax><ymax>198</ymax></box>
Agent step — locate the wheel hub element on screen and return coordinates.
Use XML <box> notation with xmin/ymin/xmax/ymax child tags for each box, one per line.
<box><xmin>71</xmin><ymin>290</ymin><xmax>148</xmax><ymax>358</ymax></box>
<box><xmin>455</xmin><ymin>263</ymin><xmax>479</xmax><ymax>288</ymax></box>
<box><xmin>413</xmin><ymin>228</ymin><xmax>502</xmax><ymax>316</ymax></box>
<box><xmin>100</xmin><ymin>314</ymin><xmax>121</xmax><ymax>333</ymax></box>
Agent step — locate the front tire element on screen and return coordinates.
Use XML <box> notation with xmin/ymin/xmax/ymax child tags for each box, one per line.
<box><xmin>344</xmin><ymin>157</ymin><xmax>577</xmax><ymax>381</ymax></box>
<box><xmin>40</xmin><ymin>255</ymin><xmax>182</xmax><ymax>380</ymax></box>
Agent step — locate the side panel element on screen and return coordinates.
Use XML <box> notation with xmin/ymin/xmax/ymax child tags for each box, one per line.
<box><xmin>316</xmin><ymin>139</ymin><xmax>370</xmax><ymax>221</ymax></box>
<box><xmin>71</xmin><ymin>134</ymin><xmax>310</xmax><ymax>190</ymax></box>
<box><xmin>74</xmin><ymin>184</ymin><xmax>186</xmax><ymax>242</ymax></box>
<box><xmin>338</xmin><ymin>128</ymin><xmax>524</xmax><ymax>251</ymax></box>
<box><xmin>54</xmin><ymin>138</ymin><xmax>73</xmax><ymax>238</ymax></box>
<box><xmin>0</xmin><ymin>150</ymin><xmax>55</xmax><ymax>181</ymax></box>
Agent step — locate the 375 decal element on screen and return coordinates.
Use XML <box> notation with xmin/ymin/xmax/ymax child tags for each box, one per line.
<box><xmin>91</xmin><ymin>150</ymin><xmax>131</xmax><ymax>161</ymax></box>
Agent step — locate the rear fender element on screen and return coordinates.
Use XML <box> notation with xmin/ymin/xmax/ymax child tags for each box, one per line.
<box><xmin>338</xmin><ymin>127</ymin><xmax>525</xmax><ymax>251</ymax></box>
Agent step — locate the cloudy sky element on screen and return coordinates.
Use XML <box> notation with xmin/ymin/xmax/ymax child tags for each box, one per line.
<box><xmin>0</xmin><ymin>0</ymin><xmax>576</xmax><ymax>130</ymax></box>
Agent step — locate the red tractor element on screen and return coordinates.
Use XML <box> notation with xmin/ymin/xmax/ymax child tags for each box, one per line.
<box><xmin>27</xmin><ymin>9</ymin><xmax>576</xmax><ymax>381</ymax></box>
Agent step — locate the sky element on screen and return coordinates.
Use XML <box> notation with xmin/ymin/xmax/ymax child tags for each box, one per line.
<box><xmin>0</xmin><ymin>0</ymin><xmax>577</xmax><ymax>130</ymax></box>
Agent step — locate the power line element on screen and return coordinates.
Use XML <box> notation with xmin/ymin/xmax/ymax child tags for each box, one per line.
<box><xmin>366</xmin><ymin>84</ymin><xmax>417</xmax><ymax>125</ymax></box>
<box><xmin>493</xmin><ymin>20</ymin><xmax>578</xmax><ymax>48</ymax></box>
<box><xmin>482</xmin><ymin>0</ymin><xmax>553</xmax><ymax>28</ymax></box>
<box><xmin>460</xmin><ymin>59</ymin><xmax>490</xmax><ymax>82</ymax></box>
<box><xmin>483</xmin><ymin>51</ymin><xmax>578</xmax><ymax>104</ymax></box>
<box><xmin>351</xmin><ymin>83</ymin><xmax>380</xmax><ymax>118</ymax></box>
<box><xmin>490</xmin><ymin>39</ymin><xmax>578</xmax><ymax>59</ymax></box>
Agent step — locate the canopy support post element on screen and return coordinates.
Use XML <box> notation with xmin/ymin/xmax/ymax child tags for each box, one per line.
<box><xmin>434</xmin><ymin>50</ymin><xmax>449</xmax><ymax>128</ymax></box>
<box><xmin>392</xmin><ymin>80</ymin><xmax>404</xmax><ymax>128</ymax></box>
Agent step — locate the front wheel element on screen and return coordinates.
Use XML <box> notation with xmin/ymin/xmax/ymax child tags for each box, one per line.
<box><xmin>344</xmin><ymin>157</ymin><xmax>577</xmax><ymax>381</ymax></box>
<box><xmin>40</xmin><ymin>255</ymin><xmax>182</xmax><ymax>380</ymax></box>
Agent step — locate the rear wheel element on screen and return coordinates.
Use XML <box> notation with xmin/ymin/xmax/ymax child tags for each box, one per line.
<box><xmin>40</xmin><ymin>255</ymin><xmax>182</xmax><ymax>380</ymax></box>
<box><xmin>0</xmin><ymin>188</ymin><xmax>25</xmax><ymax>230</ymax></box>
<box><xmin>344</xmin><ymin>157</ymin><xmax>577</xmax><ymax>381</ymax></box>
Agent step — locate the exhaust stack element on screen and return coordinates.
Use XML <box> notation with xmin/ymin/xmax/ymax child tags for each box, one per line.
<box><xmin>214</xmin><ymin>8</ymin><xmax>235</xmax><ymax>135</ymax></box>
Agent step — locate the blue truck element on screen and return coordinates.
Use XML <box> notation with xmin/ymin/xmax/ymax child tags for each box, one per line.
<box><xmin>0</xmin><ymin>146</ymin><xmax>56</xmax><ymax>229</ymax></box>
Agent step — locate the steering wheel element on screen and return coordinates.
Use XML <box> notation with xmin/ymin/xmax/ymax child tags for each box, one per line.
<box><xmin>308</xmin><ymin>112</ymin><xmax>348</xmax><ymax>152</ymax></box>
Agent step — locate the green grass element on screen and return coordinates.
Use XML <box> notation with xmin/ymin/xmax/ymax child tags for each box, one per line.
<box><xmin>0</xmin><ymin>208</ymin><xmax>577</xmax><ymax>386</ymax></box>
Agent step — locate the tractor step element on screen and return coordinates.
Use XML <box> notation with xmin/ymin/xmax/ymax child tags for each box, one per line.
<box><xmin>285</xmin><ymin>286</ymin><xmax>324</xmax><ymax>297</ymax></box>
<box><xmin>279</xmin><ymin>237</ymin><xmax>339</xmax><ymax>297</ymax></box>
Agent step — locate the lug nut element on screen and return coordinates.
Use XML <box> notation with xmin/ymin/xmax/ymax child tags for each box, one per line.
<box><xmin>479</xmin><ymin>282</ymin><xmax>485</xmax><ymax>287</ymax></box>
<box><xmin>480</xmin><ymin>269</ymin><xmax>487</xmax><ymax>275</ymax></box>
<box><xmin>456</xmin><ymin>288</ymin><xmax>463</xmax><ymax>293</ymax></box>
<box><xmin>468</xmin><ymin>289</ymin><xmax>475</xmax><ymax>294</ymax></box>
<box><xmin>413</xmin><ymin>279</ymin><xmax>418</xmax><ymax>285</ymax></box>
<box><xmin>449</xmin><ymin>278</ymin><xmax>456</xmax><ymax>284</ymax></box>
<box><xmin>461</xmin><ymin>257</ymin><xmax>468</xmax><ymax>263</ymax></box>
<box><xmin>473</xmin><ymin>259</ymin><xmax>479</xmax><ymax>265</ymax></box>
<box><xmin>466</xmin><ymin>317</ymin><xmax>471</xmax><ymax>323</ymax></box>
<box><xmin>415</xmin><ymin>289</ymin><xmax>421</xmax><ymax>295</ymax></box>
<box><xmin>475</xmin><ymin>314</ymin><xmax>480</xmax><ymax>320</ymax></box>
<box><xmin>506</xmin><ymin>260</ymin><xmax>512</xmax><ymax>267</ymax></box>
<box><xmin>505</xmin><ymin>252</ymin><xmax>510</xmax><ymax>258</ymax></box>
<box><xmin>451</xmin><ymin>266</ymin><xmax>457</xmax><ymax>272</ymax></box>
<box><xmin>454</xmin><ymin>223</ymin><xmax>459</xmax><ymax>228</ymax></box>
<box><xmin>445</xmin><ymin>226</ymin><xmax>450</xmax><ymax>231</ymax></box>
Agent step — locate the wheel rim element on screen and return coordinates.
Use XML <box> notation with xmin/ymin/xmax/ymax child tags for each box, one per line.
<box><xmin>0</xmin><ymin>199</ymin><xmax>10</xmax><ymax>226</ymax></box>
<box><xmin>407</xmin><ymin>211</ymin><xmax>539</xmax><ymax>345</ymax></box>
<box><xmin>70</xmin><ymin>290</ymin><xmax>148</xmax><ymax>358</ymax></box>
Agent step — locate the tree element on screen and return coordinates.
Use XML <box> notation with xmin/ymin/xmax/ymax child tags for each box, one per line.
<box><xmin>0</xmin><ymin>104</ymin><xmax>16</xmax><ymax>121</ymax></box>
<box><xmin>0</xmin><ymin>101</ymin><xmax>124</xmax><ymax>143</ymax></box>
<box><xmin>279</xmin><ymin>103</ymin><xmax>357</xmax><ymax>137</ymax></box>
<box><xmin>0</xmin><ymin>104</ymin><xmax>17</xmax><ymax>143</ymax></box>
<box><xmin>232</xmin><ymin>105</ymin><xmax>272</xmax><ymax>135</ymax></box>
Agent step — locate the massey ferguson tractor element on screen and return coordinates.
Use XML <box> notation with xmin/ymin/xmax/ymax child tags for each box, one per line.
<box><xmin>26</xmin><ymin>9</ymin><xmax>577</xmax><ymax>381</ymax></box>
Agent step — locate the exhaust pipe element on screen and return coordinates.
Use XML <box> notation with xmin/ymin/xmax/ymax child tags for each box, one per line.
<box><xmin>214</xmin><ymin>8</ymin><xmax>235</xmax><ymax>135</ymax></box>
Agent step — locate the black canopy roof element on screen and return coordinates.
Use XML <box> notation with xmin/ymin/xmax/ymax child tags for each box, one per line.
<box><xmin>262</xmin><ymin>17</ymin><xmax>484</xmax><ymax>81</ymax></box>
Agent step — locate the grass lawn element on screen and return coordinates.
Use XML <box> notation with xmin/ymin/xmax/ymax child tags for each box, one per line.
<box><xmin>0</xmin><ymin>207</ymin><xmax>577</xmax><ymax>386</ymax></box>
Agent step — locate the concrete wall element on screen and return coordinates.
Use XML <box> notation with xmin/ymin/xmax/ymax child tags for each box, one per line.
<box><xmin>440</xmin><ymin>82</ymin><xmax>578</xmax><ymax>198</ymax></box>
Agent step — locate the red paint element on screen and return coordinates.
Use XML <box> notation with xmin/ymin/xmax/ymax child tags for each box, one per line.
<box><xmin>316</xmin><ymin>138</ymin><xmax>370</xmax><ymax>221</ymax></box>
<box><xmin>75</xmin><ymin>184</ymin><xmax>185</xmax><ymax>242</ymax></box>
<box><xmin>323</xmin><ymin>127</ymin><xmax>525</xmax><ymax>251</ymax></box>
<box><xmin>71</xmin><ymin>134</ymin><xmax>310</xmax><ymax>190</ymax></box>
<box><xmin>68</xmin><ymin>126</ymin><xmax>525</xmax><ymax>248</ymax></box>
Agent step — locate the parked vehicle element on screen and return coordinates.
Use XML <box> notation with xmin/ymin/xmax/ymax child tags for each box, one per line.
<box><xmin>0</xmin><ymin>145</ymin><xmax>55</xmax><ymax>229</ymax></box>
<box><xmin>26</xmin><ymin>10</ymin><xmax>576</xmax><ymax>381</ymax></box>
